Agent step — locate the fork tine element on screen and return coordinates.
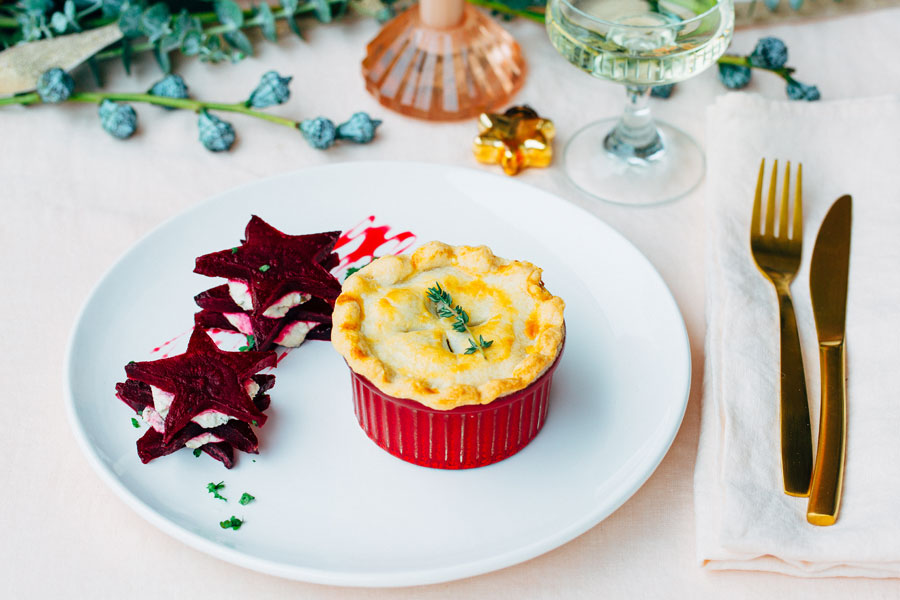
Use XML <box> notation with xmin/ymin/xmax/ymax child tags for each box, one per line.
<box><xmin>779</xmin><ymin>161</ymin><xmax>791</xmax><ymax>238</ymax></box>
<box><xmin>793</xmin><ymin>163</ymin><xmax>803</xmax><ymax>241</ymax></box>
<box><xmin>752</xmin><ymin>159</ymin><xmax>765</xmax><ymax>236</ymax></box>
<box><xmin>765</xmin><ymin>160</ymin><xmax>778</xmax><ymax>236</ymax></box>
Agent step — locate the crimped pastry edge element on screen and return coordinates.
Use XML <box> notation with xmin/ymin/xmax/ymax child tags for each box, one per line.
<box><xmin>331</xmin><ymin>241</ymin><xmax>565</xmax><ymax>410</ymax></box>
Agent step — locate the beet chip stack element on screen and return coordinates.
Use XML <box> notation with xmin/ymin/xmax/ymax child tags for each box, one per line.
<box><xmin>193</xmin><ymin>215</ymin><xmax>342</xmax><ymax>352</ymax></box>
<box><xmin>115</xmin><ymin>328</ymin><xmax>277</xmax><ymax>468</ymax></box>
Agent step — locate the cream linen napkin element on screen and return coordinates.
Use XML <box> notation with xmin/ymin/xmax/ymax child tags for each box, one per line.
<box><xmin>695</xmin><ymin>93</ymin><xmax>900</xmax><ymax>577</ymax></box>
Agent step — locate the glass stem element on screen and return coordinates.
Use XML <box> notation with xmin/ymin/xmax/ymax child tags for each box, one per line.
<box><xmin>603</xmin><ymin>85</ymin><xmax>664</xmax><ymax>162</ymax></box>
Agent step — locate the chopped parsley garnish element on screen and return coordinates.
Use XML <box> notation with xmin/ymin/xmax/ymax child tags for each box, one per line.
<box><xmin>127</xmin><ymin>360</ymin><xmax>136</xmax><ymax>365</ymax></box>
<box><xmin>239</xmin><ymin>493</ymin><xmax>255</xmax><ymax>506</ymax></box>
<box><xmin>193</xmin><ymin>448</ymin><xmax>203</xmax><ymax>457</ymax></box>
<box><xmin>219</xmin><ymin>516</ymin><xmax>243</xmax><ymax>530</ymax></box>
<box><xmin>131</xmin><ymin>417</ymin><xmax>141</xmax><ymax>428</ymax></box>
<box><xmin>258</xmin><ymin>264</ymin><xmax>271</xmax><ymax>272</ymax></box>
<box><xmin>207</xmin><ymin>481</ymin><xmax>227</xmax><ymax>502</ymax></box>
<box><xmin>251</xmin><ymin>420</ymin><xmax>258</xmax><ymax>427</ymax></box>
<box><xmin>231</xmin><ymin>247</ymin><xmax>239</xmax><ymax>254</ymax></box>
<box><xmin>238</xmin><ymin>334</ymin><xmax>256</xmax><ymax>352</ymax></box>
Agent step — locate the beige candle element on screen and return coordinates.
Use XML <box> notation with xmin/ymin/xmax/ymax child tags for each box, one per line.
<box><xmin>419</xmin><ymin>0</ymin><xmax>465</xmax><ymax>28</ymax></box>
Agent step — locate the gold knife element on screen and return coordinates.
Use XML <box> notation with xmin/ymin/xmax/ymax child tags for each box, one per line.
<box><xmin>807</xmin><ymin>194</ymin><xmax>852</xmax><ymax>526</ymax></box>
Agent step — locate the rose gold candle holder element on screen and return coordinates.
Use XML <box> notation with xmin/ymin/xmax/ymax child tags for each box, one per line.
<box><xmin>361</xmin><ymin>0</ymin><xmax>526</xmax><ymax>121</ymax></box>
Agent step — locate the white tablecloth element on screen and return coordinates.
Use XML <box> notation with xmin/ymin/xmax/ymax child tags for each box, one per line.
<box><xmin>2</xmin><ymin>7</ymin><xmax>899</xmax><ymax>597</ymax></box>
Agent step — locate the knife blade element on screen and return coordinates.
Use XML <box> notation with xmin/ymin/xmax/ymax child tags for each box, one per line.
<box><xmin>807</xmin><ymin>194</ymin><xmax>852</xmax><ymax>526</ymax></box>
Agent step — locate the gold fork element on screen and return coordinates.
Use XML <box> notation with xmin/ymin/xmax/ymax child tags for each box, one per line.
<box><xmin>750</xmin><ymin>159</ymin><xmax>813</xmax><ymax>497</ymax></box>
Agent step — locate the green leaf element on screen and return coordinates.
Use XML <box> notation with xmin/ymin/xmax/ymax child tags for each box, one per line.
<box><xmin>214</xmin><ymin>0</ymin><xmax>243</xmax><ymax>27</ymax></box>
<box><xmin>281</xmin><ymin>0</ymin><xmax>304</xmax><ymax>39</ymax></box>
<box><xmin>86</xmin><ymin>56</ymin><xmax>102</xmax><ymax>86</ymax></box>
<box><xmin>63</xmin><ymin>0</ymin><xmax>75</xmax><ymax>21</ymax></box>
<box><xmin>141</xmin><ymin>2</ymin><xmax>171</xmax><ymax>43</ymax></box>
<box><xmin>50</xmin><ymin>11</ymin><xmax>68</xmax><ymax>32</ymax></box>
<box><xmin>181</xmin><ymin>30</ymin><xmax>202</xmax><ymax>55</ymax></box>
<box><xmin>331</xmin><ymin>0</ymin><xmax>349</xmax><ymax>19</ymax></box>
<box><xmin>219</xmin><ymin>516</ymin><xmax>243</xmax><ymax>530</ymax></box>
<box><xmin>131</xmin><ymin>417</ymin><xmax>140</xmax><ymax>428</ymax></box>
<box><xmin>153</xmin><ymin>42</ymin><xmax>171</xmax><ymax>73</ymax></box>
<box><xmin>121</xmin><ymin>37</ymin><xmax>132</xmax><ymax>73</ymax></box>
<box><xmin>117</xmin><ymin>4</ymin><xmax>142</xmax><ymax>37</ymax></box>
<box><xmin>223</xmin><ymin>29</ymin><xmax>253</xmax><ymax>56</ymax></box>
<box><xmin>21</xmin><ymin>0</ymin><xmax>54</xmax><ymax>17</ymax></box>
<box><xmin>193</xmin><ymin>447</ymin><xmax>202</xmax><ymax>457</ymax></box>
<box><xmin>257</xmin><ymin>2</ymin><xmax>276</xmax><ymax>42</ymax></box>
<box><xmin>207</xmin><ymin>481</ymin><xmax>227</xmax><ymax>501</ymax></box>
<box><xmin>239</xmin><ymin>492</ymin><xmax>255</xmax><ymax>506</ymax></box>
<box><xmin>310</xmin><ymin>0</ymin><xmax>331</xmax><ymax>22</ymax></box>
<box><xmin>101</xmin><ymin>0</ymin><xmax>125</xmax><ymax>18</ymax></box>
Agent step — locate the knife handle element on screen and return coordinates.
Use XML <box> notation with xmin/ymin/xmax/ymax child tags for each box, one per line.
<box><xmin>807</xmin><ymin>342</ymin><xmax>847</xmax><ymax>526</ymax></box>
<box><xmin>777</xmin><ymin>288</ymin><xmax>813</xmax><ymax>497</ymax></box>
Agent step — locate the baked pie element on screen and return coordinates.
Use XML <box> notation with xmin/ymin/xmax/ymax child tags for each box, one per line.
<box><xmin>332</xmin><ymin>241</ymin><xmax>565</xmax><ymax>468</ymax></box>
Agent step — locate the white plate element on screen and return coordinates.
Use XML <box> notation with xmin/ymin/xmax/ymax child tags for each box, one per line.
<box><xmin>65</xmin><ymin>162</ymin><xmax>690</xmax><ymax>587</ymax></box>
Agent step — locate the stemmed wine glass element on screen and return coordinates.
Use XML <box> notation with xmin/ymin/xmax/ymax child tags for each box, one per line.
<box><xmin>547</xmin><ymin>0</ymin><xmax>734</xmax><ymax>206</ymax></box>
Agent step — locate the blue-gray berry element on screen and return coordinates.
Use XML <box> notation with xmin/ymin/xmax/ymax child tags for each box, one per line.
<box><xmin>336</xmin><ymin>112</ymin><xmax>382</xmax><ymax>143</ymax></box>
<box><xmin>650</xmin><ymin>84</ymin><xmax>674</xmax><ymax>99</ymax></box>
<box><xmin>247</xmin><ymin>71</ymin><xmax>292</xmax><ymax>109</ymax></box>
<box><xmin>37</xmin><ymin>68</ymin><xmax>74</xmax><ymax>103</ymax></box>
<box><xmin>198</xmin><ymin>110</ymin><xmax>235</xmax><ymax>152</ymax></box>
<box><xmin>749</xmin><ymin>37</ymin><xmax>788</xmax><ymax>70</ymax></box>
<box><xmin>148</xmin><ymin>74</ymin><xmax>189</xmax><ymax>108</ymax></box>
<box><xmin>786</xmin><ymin>80</ymin><xmax>821</xmax><ymax>101</ymax></box>
<box><xmin>718</xmin><ymin>63</ymin><xmax>752</xmax><ymax>89</ymax></box>
<box><xmin>98</xmin><ymin>99</ymin><xmax>137</xmax><ymax>139</ymax></box>
<box><xmin>299</xmin><ymin>117</ymin><xmax>337</xmax><ymax>150</ymax></box>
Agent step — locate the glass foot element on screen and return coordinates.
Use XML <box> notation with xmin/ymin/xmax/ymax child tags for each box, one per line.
<box><xmin>563</xmin><ymin>117</ymin><xmax>705</xmax><ymax>206</ymax></box>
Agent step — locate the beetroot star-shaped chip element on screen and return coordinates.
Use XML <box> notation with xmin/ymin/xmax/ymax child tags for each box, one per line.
<box><xmin>194</xmin><ymin>284</ymin><xmax>334</xmax><ymax>351</ymax></box>
<box><xmin>194</xmin><ymin>215</ymin><xmax>342</xmax><ymax>310</ymax></box>
<box><xmin>124</xmin><ymin>328</ymin><xmax>276</xmax><ymax>443</ymax></box>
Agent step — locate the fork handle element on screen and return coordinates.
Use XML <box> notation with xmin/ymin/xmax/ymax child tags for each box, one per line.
<box><xmin>777</xmin><ymin>286</ymin><xmax>814</xmax><ymax>497</ymax></box>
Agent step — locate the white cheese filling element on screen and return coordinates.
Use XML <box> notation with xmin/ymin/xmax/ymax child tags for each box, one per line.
<box><xmin>262</xmin><ymin>291</ymin><xmax>311</xmax><ymax>318</ymax></box>
<box><xmin>185</xmin><ymin>433</ymin><xmax>224</xmax><ymax>449</ymax></box>
<box><xmin>227</xmin><ymin>279</ymin><xmax>310</xmax><ymax>318</ymax></box>
<box><xmin>140</xmin><ymin>380</ymin><xmax>260</xmax><ymax>437</ymax></box>
<box><xmin>227</xmin><ymin>280</ymin><xmax>254</xmax><ymax>311</ymax></box>
<box><xmin>274</xmin><ymin>320</ymin><xmax>317</xmax><ymax>347</ymax></box>
<box><xmin>223</xmin><ymin>312</ymin><xmax>253</xmax><ymax>336</ymax></box>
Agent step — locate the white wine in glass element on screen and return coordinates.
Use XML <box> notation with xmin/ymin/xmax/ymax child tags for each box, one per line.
<box><xmin>547</xmin><ymin>0</ymin><xmax>734</xmax><ymax>205</ymax></box>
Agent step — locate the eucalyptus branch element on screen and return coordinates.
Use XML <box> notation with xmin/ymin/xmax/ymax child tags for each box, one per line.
<box><xmin>1</xmin><ymin>68</ymin><xmax>383</xmax><ymax>152</ymax></box>
<box><xmin>717</xmin><ymin>53</ymin><xmax>795</xmax><ymax>80</ymax></box>
<box><xmin>0</xmin><ymin>90</ymin><xmax>300</xmax><ymax>127</ymax></box>
<box><xmin>467</xmin><ymin>0</ymin><xmax>544</xmax><ymax>23</ymax></box>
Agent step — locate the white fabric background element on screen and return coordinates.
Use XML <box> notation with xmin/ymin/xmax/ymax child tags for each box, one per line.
<box><xmin>2</xmin><ymin>7</ymin><xmax>899</xmax><ymax>598</ymax></box>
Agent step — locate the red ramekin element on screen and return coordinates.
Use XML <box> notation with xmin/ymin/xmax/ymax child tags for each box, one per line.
<box><xmin>348</xmin><ymin>342</ymin><xmax>564</xmax><ymax>469</ymax></box>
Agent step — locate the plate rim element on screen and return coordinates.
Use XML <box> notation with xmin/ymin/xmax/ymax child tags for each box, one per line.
<box><xmin>64</xmin><ymin>161</ymin><xmax>691</xmax><ymax>587</ymax></box>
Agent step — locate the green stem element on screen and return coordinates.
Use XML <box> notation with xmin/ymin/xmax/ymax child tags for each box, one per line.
<box><xmin>0</xmin><ymin>16</ymin><xmax>17</xmax><ymax>28</ymax></box>
<box><xmin>0</xmin><ymin>90</ymin><xmax>300</xmax><ymax>128</ymax></box>
<box><xmin>466</xmin><ymin>0</ymin><xmax>545</xmax><ymax>23</ymax></box>
<box><xmin>717</xmin><ymin>53</ymin><xmax>796</xmax><ymax>80</ymax></box>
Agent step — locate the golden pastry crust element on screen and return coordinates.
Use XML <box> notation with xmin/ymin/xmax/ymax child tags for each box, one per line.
<box><xmin>331</xmin><ymin>241</ymin><xmax>565</xmax><ymax>410</ymax></box>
